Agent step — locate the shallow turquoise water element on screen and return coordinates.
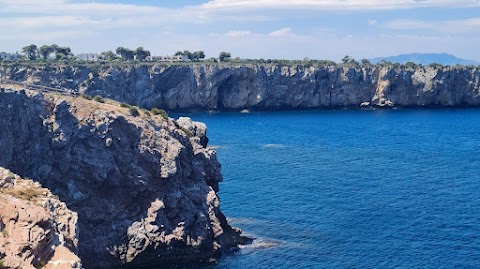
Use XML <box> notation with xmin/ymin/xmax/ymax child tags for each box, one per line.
<box><xmin>174</xmin><ymin>109</ymin><xmax>480</xmax><ymax>269</ymax></box>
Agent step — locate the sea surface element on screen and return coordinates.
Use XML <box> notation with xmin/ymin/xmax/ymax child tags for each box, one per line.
<box><xmin>173</xmin><ymin>109</ymin><xmax>480</xmax><ymax>269</ymax></box>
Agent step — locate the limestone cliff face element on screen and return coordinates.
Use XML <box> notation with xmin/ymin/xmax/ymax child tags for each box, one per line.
<box><xmin>0</xmin><ymin>167</ymin><xmax>81</xmax><ymax>269</ymax></box>
<box><xmin>1</xmin><ymin>64</ymin><xmax>480</xmax><ymax>110</ymax></box>
<box><xmin>0</xmin><ymin>87</ymin><xmax>245</xmax><ymax>268</ymax></box>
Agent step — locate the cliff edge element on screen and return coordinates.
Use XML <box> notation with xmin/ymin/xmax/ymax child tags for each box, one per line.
<box><xmin>1</xmin><ymin>63</ymin><xmax>480</xmax><ymax>111</ymax></box>
<box><xmin>0</xmin><ymin>86</ymin><xmax>246</xmax><ymax>268</ymax></box>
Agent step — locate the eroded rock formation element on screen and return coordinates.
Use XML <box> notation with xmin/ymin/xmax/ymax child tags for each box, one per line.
<box><xmin>1</xmin><ymin>64</ymin><xmax>480</xmax><ymax>111</ymax></box>
<box><xmin>0</xmin><ymin>167</ymin><xmax>80</xmax><ymax>269</ymax></box>
<box><xmin>0</xmin><ymin>87</ymin><xmax>246</xmax><ymax>268</ymax></box>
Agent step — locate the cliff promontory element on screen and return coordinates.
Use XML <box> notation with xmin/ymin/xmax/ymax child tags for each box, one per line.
<box><xmin>1</xmin><ymin>63</ymin><xmax>480</xmax><ymax>111</ymax></box>
<box><xmin>0</xmin><ymin>86</ymin><xmax>246</xmax><ymax>268</ymax></box>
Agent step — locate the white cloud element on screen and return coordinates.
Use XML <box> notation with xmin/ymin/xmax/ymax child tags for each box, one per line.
<box><xmin>201</xmin><ymin>0</ymin><xmax>480</xmax><ymax>10</ymax></box>
<box><xmin>384</xmin><ymin>18</ymin><xmax>480</xmax><ymax>33</ymax></box>
<box><xmin>219</xmin><ymin>28</ymin><xmax>302</xmax><ymax>39</ymax></box>
<box><xmin>0</xmin><ymin>16</ymin><xmax>104</xmax><ymax>29</ymax></box>
<box><xmin>385</xmin><ymin>19</ymin><xmax>433</xmax><ymax>29</ymax></box>
<box><xmin>269</xmin><ymin>28</ymin><xmax>295</xmax><ymax>37</ymax></box>
<box><xmin>0</xmin><ymin>0</ymin><xmax>479</xmax><ymax>62</ymax></box>
<box><xmin>0</xmin><ymin>0</ymin><xmax>166</xmax><ymax>15</ymax></box>
<box><xmin>0</xmin><ymin>0</ymin><xmax>62</xmax><ymax>4</ymax></box>
<box><xmin>0</xmin><ymin>0</ymin><xmax>271</xmax><ymax>32</ymax></box>
<box><xmin>225</xmin><ymin>31</ymin><xmax>254</xmax><ymax>37</ymax></box>
<box><xmin>0</xmin><ymin>0</ymin><xmax>206</xmax><ymax>35</ymax></box>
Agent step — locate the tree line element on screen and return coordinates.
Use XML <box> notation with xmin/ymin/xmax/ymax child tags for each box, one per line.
<box><xmin>15</xmin><ymin>44</ymin><xmax>233</xmax><ymax>62</ymax></box>
<box><xmin>8</xmin><ymin>46</ymin><xmax>475</xmax><ymax>69</ymax></box>
<box><xmin>22</xmin><ymin>44</ymin><xmax>73</xmax><ymax>60</ymax></box>
<box><xmin>106</xmin><ymin>48</ymin><xmax>232</xmax><ymax>62</ymax></box>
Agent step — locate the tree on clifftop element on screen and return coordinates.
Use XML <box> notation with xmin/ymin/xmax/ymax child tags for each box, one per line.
<box><xmin>341</xmin><ymin>55</ymin><xmax>359</xmax><ymax>65</ymax></box>
<box><xmin>22</xmin><ymin>44</ymin><xmax>38</xmax><ymax>60</ymax></box>
<box><xmin>361</xmin><ymin>59</ymin><xmax>372</xmax><ymax>66</ymax></box>
<box><xmin>193</xmin><ymin>51</ymin><xmax>206</xmax><ymax>61</ymax></box>
<box><xmin>100</xmin><ymin>50</ymin><xmax>119</xmax><ymax>61</ymax></box>
<box><xmin>174</xmin><ymin>50</ymin><xmax>204</xmax><ymax>61</ymax></box>
<box><xmin>134</xmin><ymin>47</ymin><xmax>151</xmax><ymax>61</ymax></box>
<box><xmin>116</xmin><ymin>47</ymin><xmax>134</xmax><ymax>61</ymax></box>
<box><xmin>219</xmin><ymin>51</ymin><xmax>231</xmax><ymax>62</ymax></box>
<box><xmin>405</xmin><ymin>62</ymin><xmax>417</xmax><ymax>68</ymax></box>
<box><xmin>38</xmin><ymin>45</ymin><xmax>56</xmax><ymax>59</ymax></box>
<box><xmin>183</xmin><ymin>50</ymin><xmax>194</xmax><ymax>61</ymax></box>
<box><xmin>55</xmin><ymin>46</ymin><xmax>73</xmax><ymax>60</ymax></box>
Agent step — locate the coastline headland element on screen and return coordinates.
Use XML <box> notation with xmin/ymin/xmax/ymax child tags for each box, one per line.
<box><xmin>0</xmin><ymin>85</ymin><xmax>248</xmax><ymax>268</ymax></box>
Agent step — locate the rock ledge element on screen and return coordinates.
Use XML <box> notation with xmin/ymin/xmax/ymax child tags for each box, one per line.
<box><xmin>0</xmin><ymin>167</ymin><xmax>81</xmax><ymax>269</ymax></box>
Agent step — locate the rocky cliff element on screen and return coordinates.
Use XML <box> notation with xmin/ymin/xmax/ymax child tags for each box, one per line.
<box><xmin>0</xmin><ymin>86</ymin><xmax>246</xmax><ymax>268</ymax></box>
<box><xmin>0</xmin><ymin>167</ymin><xmax>81</xmax><ymax>269</ymax></box>
<box><xmin>1</xmin><ymin>63</ymin><xmax>480</xmax><ymax>111</ymax></box>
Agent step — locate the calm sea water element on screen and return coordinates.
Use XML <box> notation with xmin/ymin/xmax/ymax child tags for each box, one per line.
<box><xmin>173</xmin><ymin>109</ymin><xmax>480</xmax><ymax>269</ymax></box>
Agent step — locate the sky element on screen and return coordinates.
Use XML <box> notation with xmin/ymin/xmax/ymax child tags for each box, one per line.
<box><xmin>1</xmin><ymin>0</ymin><xmax>480</xmax><ymax>61</ymax></box>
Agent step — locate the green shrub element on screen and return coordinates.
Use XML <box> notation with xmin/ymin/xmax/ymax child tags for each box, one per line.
<box><xmin>120</xmin><ymin>103</ymin><xmax>131</xmax><ymax>108</ymax></box>
<box><xmin>2</xmin><ymin>229</ymin><xmax>8</xmax><ymax>238</ymax></box>
<box><xmin>2</xmin><ymin>188</ymin><xmax>43</xmax><ymax>201</ymax></box>
<box><xmin>181</xmin><ymin>127</ymin><xmax>193</xmax><ymax>137</ymax></box>
<box><xmin>404</xmin><ymin>62</ymin><xmax>416</xmax><ymax>68</ymax></box>
<box><xmin>81</xmin><ymin>94</ymin><xmax>92</xmax><ymax>100</ymax></box>
<box><xmin>429</xmin><ymin>63</ymin><xmax>443</xmax><ymax>69</ymax></box>
<box><xmin>0</xmin><ymin>259</ymin><xmax>5</xmax><ymax>268</ymax></box>
<box><xmin>129</xmin><ymin>106</ymin><xmax>140</xmax><ymax>117</ymax></box>
<box><xmin>151</xmin><ymin>108</ymin><xmax>168</xmax><ymax>119</ymax></box>
<box><xmin>93</xmin><ymin>95</ymin><xmax>105</xmax><ymax>103</ymax></box>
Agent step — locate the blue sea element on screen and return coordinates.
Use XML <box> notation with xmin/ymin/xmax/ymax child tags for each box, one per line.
<box><xmin>175</xmin><ymin>109</ymin><xmax>480</xmax><ymax>269</ymax></box>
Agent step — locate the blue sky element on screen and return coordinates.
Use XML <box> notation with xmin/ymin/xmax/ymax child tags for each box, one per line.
<box><xmin>1</xmin><ymin>0</ymin><xmax>479</xmax><ymax>61</ymax></box>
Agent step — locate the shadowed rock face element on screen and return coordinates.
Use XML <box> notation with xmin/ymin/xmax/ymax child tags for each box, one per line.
<box><xmin>1</xmin><ymin>64</ymin><xmax>480</xmax><ymax>110</ymax></box>
<box><xmin>0</xmin><ymin>88</ymin><xmax>246</xmax><ymax>268</ymax></box>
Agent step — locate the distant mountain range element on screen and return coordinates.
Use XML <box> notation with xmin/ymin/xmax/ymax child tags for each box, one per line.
<box><xmin>370</xmin><ymin>53</ymin><xmax>479</xmax><ymax>66</ymax></box>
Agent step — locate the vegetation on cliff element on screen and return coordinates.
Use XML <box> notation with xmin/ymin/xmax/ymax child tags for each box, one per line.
<box><xmin>3</xmin><ymin>44</ymin><xmax>478</xmax><ymax>69</ymax></box>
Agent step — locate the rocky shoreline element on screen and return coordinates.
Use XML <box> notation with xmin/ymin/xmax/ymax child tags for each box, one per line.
<box><xmin>0</xmin><ymin>86</ymin><xmax>249</xmax><ymax>268</ymax></box>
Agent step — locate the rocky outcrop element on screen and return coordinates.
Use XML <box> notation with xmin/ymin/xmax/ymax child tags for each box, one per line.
<box><xmin>0</xmin><ymin>167</ymin><xmax>80</xmax><ymax>269</ymax></box>
<box><xmin>1</xmin><ymin>64</ymin><xmax>480</xmax><ymax>111</ymax></box>
<box><xmin>0</xmin><ymin>87</ymin><xmax>247</xmax><ymax>268</ymax></box>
